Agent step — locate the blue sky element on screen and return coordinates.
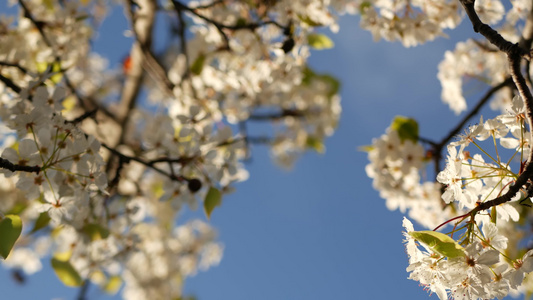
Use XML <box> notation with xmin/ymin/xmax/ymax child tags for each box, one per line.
<box><xmin>0</xmin><ymin>4</ymin><xmax>523</xmax><ymax>300</ymax></box>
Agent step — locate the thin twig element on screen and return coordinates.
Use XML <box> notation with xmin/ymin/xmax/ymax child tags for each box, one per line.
<box><xmin>0</xmin><ymin>61</ymin><xmax>29</xmax><ymax>74</ymax></box>
<box><xmin>436</xmin><ymin>77</ymin><xmax>512</xmax><ymax>151</ymax></box>
<box><xmin>101</xmin><ymin>143</ymin><xmax>188</xmax><ymax>183</ymax></box>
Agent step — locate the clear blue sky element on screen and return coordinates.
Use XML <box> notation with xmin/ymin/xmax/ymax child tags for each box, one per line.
<box><xmin>0</xmin><ymin>3</ymin><xmax>521</xmax><ymax>300</ymax></box>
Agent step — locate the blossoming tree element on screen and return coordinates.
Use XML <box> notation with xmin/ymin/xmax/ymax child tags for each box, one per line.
<box><xmin>3</xmin><ymin>0</ymin><xmax>533</xmax><ymax>299</ymax></box>
<box><xmin>0</xmin><ymin>0</ymin><xmax>345</xmax><ymax>298</ymax></box>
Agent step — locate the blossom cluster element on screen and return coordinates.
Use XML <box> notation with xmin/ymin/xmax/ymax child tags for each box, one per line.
<box><xmin>437</xmin><ymin>0</ymin><xmax>533</xmax><ymax>114</ymax></box>
<box><xmin>403</xmin><ymin>217</ymin><xmax>533</xmax><ymax>300</ymax></box>
<box><xmin>437</xmin><ymin>96</ymin><xmax>529</xmax><ymax>220</ymax></box>
<box><xmin>0</xmin><ymin>0</ymin><xmax>352</xmax><ymax>298</ymax></box>
<box><xmin>365</xmin><ymin>125</ymin><xmax>451</xmax><ymax>228</ymax></box>
<box><xmin>368</xmin><ymin>93</ymin><xmax>533</xmax><ymax>297</ymax></box>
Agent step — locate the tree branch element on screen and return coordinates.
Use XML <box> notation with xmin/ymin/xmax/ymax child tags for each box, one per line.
<box><xmin>436</xmin><ymin>77</ymin><xmax>513</xmax><ymax>151</ymax></box>
<box><xmin>0</xmin><ymin>158</ymin><xmax>40</xmax><ymax>174</ymax></box>
<box><xmin>0</xmin><ymin>73</ymin><xmax>22</xmax><ymax>94</ymax></box>
<box><xmin>249</xmin><ymin>109</ymin><xmax>305</xmax><ymax>121</ymax></box>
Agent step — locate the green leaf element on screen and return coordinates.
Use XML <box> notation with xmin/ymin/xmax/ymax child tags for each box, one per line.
<box><xmin>319</xmin><ymin>74</ymin><xmax>340</xmax><ymax>98</ymax></box>
<box><xmin>8</xmin><ymin>203</ymin><xmax>27</xmax><ymax>215</ymax></box>
<box><xmin>491</xmin><ymin>208</ymin><xmax>497</xmax><ymax>224</ymax></box>
<box><xmin>358</xmin><ymin>145</ymin><xmax>374</xmax><ymax>152</ymax></box>
<box><xmin>43</xmin><ymin>0</ymin><xmax>54</xmax><ymax>10</ymax></box>
<box><xmin>204</xmin><ymin>187</ymin><xmax>222</xmax><ymax>219</ymax></box>
<box><xmin>297</xmin><ymin>15</ymin><xmax>323</xmax><ymax>27</ymax></box>
<box><xmin>30</xmin><ymin>212</ymin><xmax>51</xmax><ymax>233</ymax></box>
<box><xmin>306</xmin><ymin>136</ymin><xmax>325</xmax><ymax>153</ymax></box>
<box><xmin>390</xmin><ymin>116</ymin><xmax>419</xmax><ymax>143</ymax></box>
<box><xmin>190</xmin><ymin>53</ymin><xmax>206</xmax><ymax>75</ymax></box>
<box><xmin>51</xmin><ymin>257</ymin><xmax>83</xmax><ymax>287</ymax></box>
<box><xmin>75</xmin><ymin>14</ymin><xmax>90</xmax><ymax>22</ymax></box>
<box><xmin>301</xmin><ymin>66</ymin><xmax>340</xmax><ymax>98</ymax></box>
<box><xmin>307</xmin><ymin>33</ymin><xmax>334</xmax><ymax>50</ymax></box>
<box><xmin>0</xmin><ymin>215</ymin><xmax>23</xmax><ymax>259</ymax></box>
<box><xmin>82</xmin><ymin>223</ymin><xmax>110</xmax><ymax>241</ymax></box>
<box><xmin>103</xmin><ymin>275</ymin><xmax>122</xmax><ymax>294</ymax></box>
<box><xmin>359</xmin><ymin>1</ymin><xmax>372</xmax><ymax>14</ymax></box>
<box><xmin>409</xmin><ymin>230</ymin><xmax>465</xmax><ymax>258</ymax></box>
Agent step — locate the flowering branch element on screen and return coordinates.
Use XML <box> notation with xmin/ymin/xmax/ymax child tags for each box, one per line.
<box><xmin>457</xmin><ymin>0</ymin><xmax>533</xmax><ymax>212</ymax></box>
<box><xmin>171</xmin><ymin>0</ymin><xmax>288</xmax><ymax>50</ymax></box>
<box><xmin>436</xmin><ymin>77</ymin><xmax>513</xmax><ymax>151</ymax></box>
<box><xmin>471</xmin><ymin>161</ymin><xmax>533</xmax><ymax>214</ymax></box>
<box><xmin>427</xmin><ymin>77</ymin><xmax>514</xmax><ymax>174</ymax></box>
<box><xmin>101</xmin><ymin>143</ymin><xmax>201</xmax><ymax>192</ymax></box>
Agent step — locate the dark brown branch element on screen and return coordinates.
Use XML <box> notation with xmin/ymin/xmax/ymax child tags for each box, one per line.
<box><xmin>66</xmin><ymin>109</ymin><xmax>97</xmax><ymax>124</ymax></box>
<box><xmin>417</xmin><ymin>136</ymin><xmax>438</xmax><ymax>147</ymax></box>
<box><xmin>0</xmin><ymin>73</ymin><xmax>22</xmax><ymax>94</ymax></box>
<box><xmin>0</xmin><ymin>61</ymin><xmax>29</xmax><ymax>74</ymax></box>
<box><xmin>460</xmin><ymin>0</ymin><xmax>533</xmax><ymax>125</ymax></box>
<box><xmin>18</xmin><ymin>0</ymin><xmax>52</xmax><ymax>47</ymax></box>
<box><xmin>472</xmin><ymin>162</ymin><xmax>533</xmax><ymax>214</ymax></box>
<box><xmin>249</xmin><ymin>109</ymin><xmax>304</xmax><ymax>121</ymax></box>
<box><xmin>101</xmin><ymin>143</ymin><xmax>188</xmax><ymax>183</ymax></box>
<box><xmin>171</xmin><ymin>0</ymin><xmax>230</xmax><ymax>50</ymax></box>
<box><xmin>460</xmin><ymin>0</ymin><xmax>522</xmax><ymax>56</ymax></box>
<box><xmin>0</xmin><ymin>158</ymin><xmax>40</xmax><ymax>174</ymax></box>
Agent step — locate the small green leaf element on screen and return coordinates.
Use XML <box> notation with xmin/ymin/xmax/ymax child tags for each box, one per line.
<box><xmin>491</xmin><ymin>208</ymin><xmax>497</xmax><ymax>224</ymax></box>
<box><xmin>390</xmin><ymin>116</ymin><xmax>419</xmax><ymax>143</ymax></box>
<box><xmin>318</xmin><ymin>74</ymin><xmax>340</xmax><ymax>98</ymax></box>
<box><xmin>51</xmin><ymin>257</ymin><xmax>83</xmax><ymax>287</ymax></box>
<box><xmin>409</xmin><ymin>230</ymin><xmax>465</xmax><ymax>258</ymax></box>
<box><xmin>358</xmin><ymin>145</ymin><xmax>374</xmax><ymax>152</ymax></box>
<box><xmin>204</xmin><ymin>187</ymin><xmax>222</xmax><ymax>219</ymax></box>
<box><xmin>297</xmin><ymin>15</ymin><xmax>323</xmax><ymax>27</ymax></box>
<box><xmin>307</xmin><ymin>33</ymin><xmax>334</xmax><ymax>50</ymax></box>
<box><xmin>8</xmin><ymin>203</ymin><xmax>27</xmax><ymax>215</ymax></box>
<box><xmin>30</xmin><ymin>212</ymin><xmax>51</xmax><ymax>234</ymax></box>
<box><xmin>359</xmin><ymin>1</ymin><xmax>372</xmax><ymax>14</ymax></box>
<box><xmin>306</xmin><ymin>136</ymin><xmax>325</xmax><ymax>153</ymax></box>
<box><xmin>75</xmin><ymin>14</ymin><xmax>90</xmax><ymax>22</ymax></box>
<box><xmin>82</xmin><ymin>223</ymin><xmax>110</xmax><ymax>241</ymax></box>
<box><xmin>301</xmin><ymin>66</ymin><xmax>340</xmax><ymax>98</ymax></box>
<box><xmin>190</xmin><ymin>53</ymin><xmax>206</xmax><ymax>75</ymax></box>
<box><xmin>0</xmin><ymin>215</ymin><xmax>23</xmax><ymax>259</ymax></box>
<box><xmin>43</xmin><ymin>0</ymin><xmax>54</xmax><ymax>10</ymax></box>
<box><xmin>103</xmin><ymin>275</ymin><xmax>122</xmax><ymax>294</ymax></box>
